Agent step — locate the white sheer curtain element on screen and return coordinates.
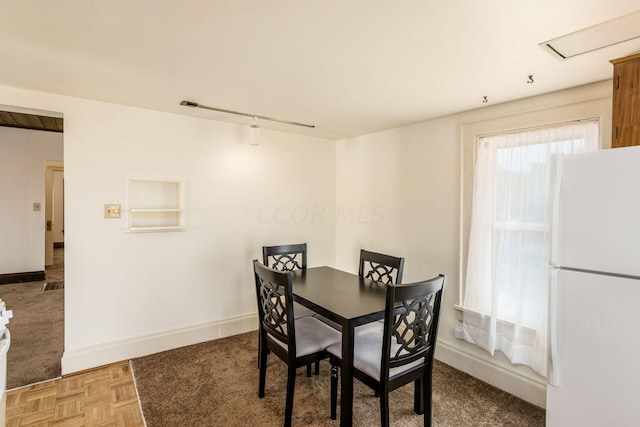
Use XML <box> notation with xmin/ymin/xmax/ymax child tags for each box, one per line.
<box><xmin>463</xmin><ymin>121</ymin><xmax>598</xmax><ymax>376</ymax></box>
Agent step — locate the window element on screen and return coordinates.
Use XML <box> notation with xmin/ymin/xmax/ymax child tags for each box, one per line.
<box><xmin>462</xmin><ymin>120</ymin><xmax>599</xmax><ymax>376</ymax></box>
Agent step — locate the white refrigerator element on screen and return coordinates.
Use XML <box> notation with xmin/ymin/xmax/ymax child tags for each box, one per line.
<box><xmin>547</xmin><ymin>145</ymin><xmax>640</xmax><ymax>427</ymax></box>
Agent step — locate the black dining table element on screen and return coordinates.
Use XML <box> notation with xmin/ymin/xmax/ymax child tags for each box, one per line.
<box><xmin>291</xmin><ymin>266</ymin><xmax>387</xmax><ymax>426</ymax></box>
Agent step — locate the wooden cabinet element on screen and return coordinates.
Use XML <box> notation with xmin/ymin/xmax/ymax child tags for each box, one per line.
<box><xmin>611</xmin><ymin>53</ymin><xmax>640</xmax><ymax>148</ymax></box>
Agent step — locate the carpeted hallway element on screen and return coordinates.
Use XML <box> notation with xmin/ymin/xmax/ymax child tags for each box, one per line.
<box><xmin>1</xmin><ymin>247</ymin><xmax>64</xmax><ymax>389</ymax></box>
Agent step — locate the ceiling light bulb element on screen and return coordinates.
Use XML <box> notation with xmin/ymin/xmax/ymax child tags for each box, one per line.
<box><xmin>249</xmin><ymin>117</ymin><xmax>260</xmax><ymax>145</ymax></box>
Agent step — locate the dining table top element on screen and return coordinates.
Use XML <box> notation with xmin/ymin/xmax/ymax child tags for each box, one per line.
<box><xmin>290</xmin><ymin>266</ymin><xmax>388</xmax><ymax>328</ymax></box>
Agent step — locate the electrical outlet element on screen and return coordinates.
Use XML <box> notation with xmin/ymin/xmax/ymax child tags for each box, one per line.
<box><xmin>104</xmin><ymin>204</ymin><xmax>121</xmax><ymax>218</ymax></box>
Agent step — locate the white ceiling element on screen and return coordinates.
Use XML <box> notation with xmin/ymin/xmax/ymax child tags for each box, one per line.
<box><xmin>1</xmin><ymin>1</ymin><xmax>639</xmax><ymax>139</ymax></box>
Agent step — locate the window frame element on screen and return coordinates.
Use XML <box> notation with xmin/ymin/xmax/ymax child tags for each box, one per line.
<box><xmin>457</xmin><ymin>99</ymin><xmax>610</xmax><ymax>314</ymax></box>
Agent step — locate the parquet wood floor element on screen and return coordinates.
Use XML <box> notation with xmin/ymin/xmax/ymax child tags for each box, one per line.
<box><xmin>6</xmin><ymin>361</ymin><xmax>145</xmax><ymax>427</ymax></box>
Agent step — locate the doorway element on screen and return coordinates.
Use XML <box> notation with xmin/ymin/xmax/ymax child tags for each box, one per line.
<box><xmin>0</xmin><ymin>108</ymin><xmax>64</xmax><ymax>388</ymax></box>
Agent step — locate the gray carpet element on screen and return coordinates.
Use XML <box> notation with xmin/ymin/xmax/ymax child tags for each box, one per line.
<box><xmin>132</xmin><ymin>331</ymin><xmax>545</xmax><ymax>426</ymax></box>
<box><xmin>1</xmin><ymin>247</ymin><xmax>65</xmax><ymax>389</ymax></box>
<box><xmin>1</xmin><ymin>280</ymin><xmax>64</xmax><ymax>389</ymax></box>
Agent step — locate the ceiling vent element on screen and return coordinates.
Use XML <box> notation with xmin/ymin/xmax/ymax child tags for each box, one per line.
<box><xmin>540</xmin><ymin>10</ymin><xmax>640</xmax><ymax>59</ymax></box>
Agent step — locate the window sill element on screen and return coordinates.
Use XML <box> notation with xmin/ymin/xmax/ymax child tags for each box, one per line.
<box><xmin>453</xmin><ymin>304</ymin><xmax>538</xmax><ymax>335</ymax></box>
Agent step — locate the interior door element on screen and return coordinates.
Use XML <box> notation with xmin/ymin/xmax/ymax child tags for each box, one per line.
<box><xmin>45</xmin><ymin>162</ymin><xmax>64</xmax><ymax>267</ymax></box>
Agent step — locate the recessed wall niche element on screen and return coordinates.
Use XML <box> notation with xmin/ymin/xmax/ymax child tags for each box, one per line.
<box><xmin>127</xmin><ymin>177</ymin><xmax>184</xmax><ymax>232</ymax></box>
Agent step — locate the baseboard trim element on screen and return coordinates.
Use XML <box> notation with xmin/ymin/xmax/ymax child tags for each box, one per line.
<box><xmin>0</xmin><ymin>271</ymin><xmax>46</xmax><ymax>285</ymax></box>
<box><xmin>435</xmin><ymin>339</ymin><xmax>547</xmax><ymax>408</ymax></box>
<box><xmin>61</xmin><ymin>315</ymin><xmax>547</xmax><ymax>407</ymax></box>
<box><xmin>61</xmin><ymin>313</ymin><xmax>258</xmax><ymax>375</ymax></box>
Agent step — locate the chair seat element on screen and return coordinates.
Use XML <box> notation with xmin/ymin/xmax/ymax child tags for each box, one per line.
<box><xmin>315</xmin><ymin>314</ymin><xmax>383</xmax><ymax>334</ymax></box>
<box><xmin>294</xmin><ymin>301</ymin><xmax>317</xmax><ymax>319</ymax></box>
<box><xmin>314</xmin><ymin>314</ymin><xmax>341</xmax><ymax>330</ymax></box>
<box><xmin>277</xmin><ymin>296</ymin><xmax>315</xmax><ymax>319</ymax></box>
<box><xmin>327</xmin><ymin>329</ymin><xmax>423</xmax><ymax>381</ymax></box>
<box><xmin>355</xmin><ymin>320</ymin><xmax>384</xmax><ymax>334</ymax></box>
<box><xmin>272</xmin><ymin>316</ymin><xmax>341</xmax><ymax>358</ymax></box>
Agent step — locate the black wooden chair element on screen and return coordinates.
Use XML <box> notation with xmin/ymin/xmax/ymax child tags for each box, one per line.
<box><xmin>262</xmin><ymin>243</ymin><xmax>321</xmax><ymax>375</ymax></box>
<box><xmin>253</xmin><ymin>260</ymin><xmax>341</xmax><ymax>427</ymax></box>
<box><xmin>262</xmin><ymin>243</ymin><xmax>307</xmax><ymax>271</ymax></box>
<box><xmin>346</xmin><ymin>249</ymin><xmax>406</xmax><ymax>335</ymax></box>
<box><xmin>359</xmin><ymin>249</ymin><xmax>405</xmax><ymax>285</ymax></box>
<box><xmin>262</xmin><ymin>243</ymin><xmax>316</xmax><ymax>320</ymax></box>
<box><xmin>328</xmin><ymin>274</ymin><xmax>445</xmax><ymax>427</ymax></box>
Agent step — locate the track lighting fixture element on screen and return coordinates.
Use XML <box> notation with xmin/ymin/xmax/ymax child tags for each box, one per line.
<box><xmin>180</xmin><ymin>100</ymin><xmax>314</xmax><ymax>145</ymax></box>
<box><xmin>249</xmin><ymin>117</ymin><xmax>261</xmax><ymax>146</ymax></box>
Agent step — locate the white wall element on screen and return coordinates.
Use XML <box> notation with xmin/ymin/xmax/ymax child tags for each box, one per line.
<box><xmin>336</xmin><ymin>80</ymin><xmax>613</xmax><ymax>408</ymax></box>
<box><xmin>0</xmin><ymin>79</ymin><xmax>615</xmax><ymax>405</ymax></box>
<box><xmin>0</xmin><ymin>127</ymin><xmax>63</xmax><ymax>274</ymax></box>
<box><xmin>0</xmin><ymin>84</ymin><xmax>336</xmax><ymax>373</ymax></box>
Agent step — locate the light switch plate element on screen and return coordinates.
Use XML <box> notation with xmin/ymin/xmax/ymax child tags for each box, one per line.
<box><xmin>104</xmin><ymin>204</ymin><xmax>121</xmax><ymax>218</ymax></box>
<box><xmin>33</xmin><ymin>202</ymin><xmax>41</xmax><ymax>211</ymax></box>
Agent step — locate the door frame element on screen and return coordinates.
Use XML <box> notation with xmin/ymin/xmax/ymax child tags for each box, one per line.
<box><xmin>45</xmin><ymin>161</ymin><xmax>64</xmax><ymax>266</ymax></box>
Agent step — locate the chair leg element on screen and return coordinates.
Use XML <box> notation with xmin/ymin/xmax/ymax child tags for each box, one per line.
<box><xmin>285</xmin><ymin>365</ymin><xmax>296</xmax><ymax>427</ymax></box>
<box><xmin>379</xmin><ymin>388</ymin><xmax>390</xmax><ymax>427</ymax></box>
<box><xmin>257</xmin><ymin>332</ymin><xmax>270</xmax><ymax>369</ymax></box>
<box><xmin>414</xmin><ymin>378</ymin><xmax>424</xmax><ymax>414</ymax></box>
<box><xmin>314</xmin><ymin>360</ymin><xmax>320</xmax><ymax>375</ymax></box>
<box><xmin>331</xmin><ymin>360</ymin><xmax>338</xmax><ymax>420</ymax></box>
<box><xmin>330</xmin><ymin>363</ymin><xmax>339</xmax><ymax>420</ymax></box>
<box><xmin>306</xmin><ymin>364</ymin><xmax>311</xmax><ymax>377</ymax></box>
<box><xmin>423</xmin><ymin>369</ymin><xmax>433</xmax><ymax>427</ymax></box>
<box><xmin>257</xmin><ymin>332</ymin><xmax>263</xmax><ymax>369</ymax></box>
<box><xmin>258</xmin><ymin>340</ymin><xmax>268</xmax><ymax>398</ymax></box>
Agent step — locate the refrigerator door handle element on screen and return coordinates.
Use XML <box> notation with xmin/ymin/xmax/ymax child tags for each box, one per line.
<box><xmin>548</xmin><ymin>267</ymin><xmax>560</xmax><ymax>387</ymax></box>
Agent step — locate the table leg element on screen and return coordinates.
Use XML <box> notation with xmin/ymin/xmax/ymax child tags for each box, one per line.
<box><xmin>340</xmin><ymin>323</ymin><xmax>355</xmax><ymax>426</ymax></box>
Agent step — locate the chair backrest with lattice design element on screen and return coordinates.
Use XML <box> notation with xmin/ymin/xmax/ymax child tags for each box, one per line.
<box><xmin>380</xmin><ymin>275</ymin><xmax>445</xmax><ymax>377</ymax></box>
<box><xmin>253</xmin><ymin>260</ymin><xmax>295</xmax><ymax>350</ymax></box>
<box><xmin>358</xmin><ymin>249</ymin><xmax>405</xmax><ymax>285</ymax></box>
<box><xmin>263</xmin><ymin>243</ymin><xmax>307</xmax><ymax>272</ymax></box>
